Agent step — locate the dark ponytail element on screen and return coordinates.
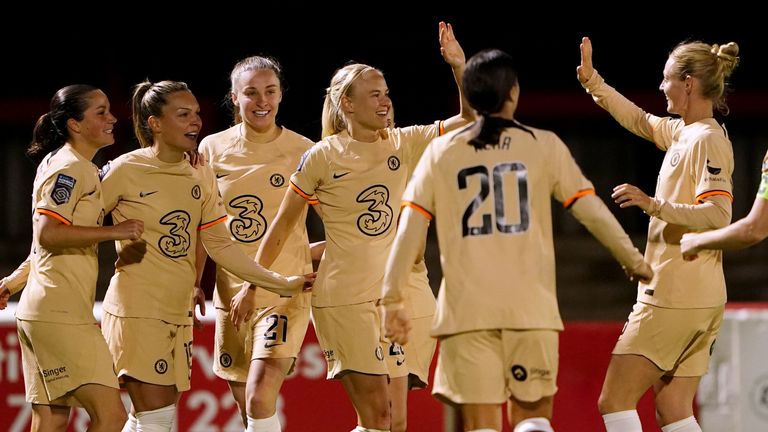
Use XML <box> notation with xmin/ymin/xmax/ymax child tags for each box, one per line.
<box><xmin>26</xmin><ymin>84</ymin><xmax>98</xmax><ymax>165</ymax></box>
<box><xmin>463</xmin><ymin>49</ymin><xmax>520</xmax><ymax>150</ymax></box>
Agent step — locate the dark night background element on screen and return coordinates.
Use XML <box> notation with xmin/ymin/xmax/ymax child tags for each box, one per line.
<box><xmin>2</xmin><ymin>10</ymin><xmax>767</xmax><ymax>318</ymax></box>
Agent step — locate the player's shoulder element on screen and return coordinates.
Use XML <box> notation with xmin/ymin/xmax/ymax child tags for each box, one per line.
<box><xmin>280</xmin><ymin>127</ymin><xmax>315</xmax><ymax>147</ymax></box>
<box><xmin>200</xmin><ymin>124</ymin><xmax>240</xmax><ymax>153</ymax></box>
<box><xmin>40</xmin><ymin>148</ymin><xmax>89</xmax><ymax>179</ymax></box>
<box><xmin>693</xmin><ymin>119</ymin><xmax>730</xmax><ymax>146</ymax></box>
<box><xmin>45</xmin><ymin>145</ymin><xmax>80</xmax><ymax>166</ymax></box>
<box><xmin>101</xmin><ymin>147</ymin><xmax>155</xmax><ymax>179</ymax></box>
<box><xmin>392</xmin><ymin>122</ymin><xmax>438</xmax><ymax>137</ymax></box>
<box><xmin>511</xmin><ymin>120</ymin><xmax>559</xmax><ymax>142</ymax></box>
<box><xmin>312</xmin><ymin>134</ymin><xmax>341</xmax><ymax>155</ymax></box>
<box><xmin>435</xmin><ymin>123</ymin><xmax>472</xmax><ymax>148</ymax></box>
<box><xmin>296</xmin><ymin>134</ymin><xmax>344</xmax><ymax>174</ymax></box>
<box><xmin>112</xmin><ymin>147</ymin><xmax>150</xmax><ymax>165</ymax></box>
<box><xmin>278</xmin><ymin>127</ymin><xmax>316</xmax><ymax>158</ymax></box>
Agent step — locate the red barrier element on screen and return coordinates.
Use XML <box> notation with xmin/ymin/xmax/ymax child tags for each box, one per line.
<box><xmin>0</xmin><ymin>306</ymin><xmax>656</xmax><ymax>431</ymax></box>
<box><xmin>553</xmin><ymin>322</ymin><xmax>657</xmax><ymax>431</ymax></box>
<box><xmin>0</xmin><ymin>305</ymin><xmax>443</xmax><ymax>431</ymax></box>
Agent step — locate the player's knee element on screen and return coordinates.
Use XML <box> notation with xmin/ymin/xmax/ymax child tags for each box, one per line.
<box><xmin>365</xmin><ymin>404</ymin><xmax>391</xmax><ymax>429</ymax></box>
<box><xmin>31</xmin><ymin>406</ymin><xmax>70</xmax><ymax>430</ymax></box>
<box><xmin>246</xmin><ymin>388</ymin><xmax>280</xmax><ymax>418</ymax></box>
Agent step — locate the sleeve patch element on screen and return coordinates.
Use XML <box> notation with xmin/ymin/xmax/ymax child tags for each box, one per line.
<box><xmin>51</xmin><ymin>174</ymin><xmax>76</xmax><ymax>205</ymax></box>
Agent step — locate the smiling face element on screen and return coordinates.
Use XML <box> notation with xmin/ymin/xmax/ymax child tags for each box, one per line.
<box><xmin>343</xmin><ymin>69</ymin><xmax>391</xmax><ymax>133</ymax></box>
<box><xmin>70</xmin><ymin>89</ymin><xmax>117</xmax><ymax>149</ymax></box>
<box><xmin>232</xmin><ymin>68</ymin><xmax>282</xmax><ymax>133</ymax></box>
<box><xmin>659</xmin><ymin>57</ymin><xmax>688</xmax><ymax>115</ymax></box>
<box><xmin>150</xmin><ymin>90</ymin><xmax>202</xmax><ymax>153</ymax></box>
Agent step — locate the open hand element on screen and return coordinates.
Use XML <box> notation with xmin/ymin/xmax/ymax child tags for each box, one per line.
<box><xmin>439</xmin><ymin>21</ymin><xmax>465</xmax><ymax>68</ymax></box>
<box><xmin>116</xmin><ymin>239</ymin><xmax>148</xmax><ymax>267</ymax></box>
<box><xmin>625</xmin><ymin>261</ymin><xmax>653</xmax><ymax>284</ymax></box>
<box><xmin>612</xmin><ymin>183</ymin><xmax>652</xmax><ymax>212</ymax></box>
<box><xmin>577</xmin><ymin>36</ymin><xmax>594</xmax><ymax>84</ymax></box>
<box><xmin>383</xmin><ymin>304</ymin><xmax>412</xmax><ymax>345</ymax></box>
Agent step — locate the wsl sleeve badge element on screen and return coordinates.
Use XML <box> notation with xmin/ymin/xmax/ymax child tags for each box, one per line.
<box><xmin>51</xmin><ymin>173</ymin><xmax>76</xmax><ymax>205</ymax></box>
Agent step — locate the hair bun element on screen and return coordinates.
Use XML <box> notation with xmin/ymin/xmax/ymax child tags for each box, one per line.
<box><xmin>713</xmin><ymin>42</ymin><xmax>740</xmax><ymax>63</ymax></box>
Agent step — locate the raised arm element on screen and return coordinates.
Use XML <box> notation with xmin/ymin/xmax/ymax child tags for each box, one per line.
<box><xmin>438</xmin><ymin>21</ymin><xmax>475</xmax><ymax>132</ymax></box>
<box><xmin>577</xmin><ymin>36</ymin><xmax>665</xmax><ymax>144</ymax></box>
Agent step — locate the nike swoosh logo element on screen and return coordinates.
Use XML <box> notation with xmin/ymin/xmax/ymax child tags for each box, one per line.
<box><xmin>216</xmin><ymin>173</ymin><xmax>229</xmax><ymax>179</ymax></box>
<box><xmin>264</xmin><ymin>342</ymin><xmax>281</xmax><ymax>348</ymax></box>
<box><xmin>332</xmin><ymin>171</ymin><xmax>351</xmax><ymax>179</ymax></box>
<box><xmin>139</xmin><ymin>191</ymin><xmax>158</xmax><ymax>198</ymax></box>
<box><xmin>396</xmin><ymin>359</ymin><xmax>404</xmax><ymax>366</ymax></box>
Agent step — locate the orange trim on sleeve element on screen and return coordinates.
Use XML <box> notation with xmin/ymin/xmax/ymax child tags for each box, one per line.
<box><xmin>401</xmin><ymin>201</ymin><xmax>433</xmax><ymax>221</ymax></box>
<box><xmin>563</xmin><ymin>189</ymin><xmax>595</xmax><ymax>209</ymax></box>
<box><xmin>308</xmin><ymin>199</ymin><xmax>320</xmax><ymax>205</ymax></box>
<box><xmin>290</xmin><ymin>181</ymin><xmax>314</xmax><ymax>200</ymax></box>
<box><xmin>438</xmin><ymin>120</ymin><xmax>445</xmax><ymax>136</ymax></box>
<box><xmin>199</xmin><ymin>215</ymin><xmax>226</xmax><ymax>231</ymax></box>
<box><xmin>696</xmin><ymin>190</ymin><xmax>733</xmax><ymax>204</ymax></box>
<box><xmin>36</xmin><ymin>209</ymin><xmax>72</xmax><ymax>225</ymax></box>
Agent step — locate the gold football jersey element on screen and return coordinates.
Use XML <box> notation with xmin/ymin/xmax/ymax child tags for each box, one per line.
<box><xmin>403</xmin><ymin>122</ymin><xmax>596</xmax><ymax>336</ymax></box>
<box><xmin>584</xmin><ymin>73</ymin><xmax>733</xmax><ymax>308</ymax></box>
<box><xmin>200</xmin><ymin>125</ymin><xmax>314</xmax><ymax>309</ymax></box>
<box><xmin>101</xmin><ymin>148</ymin><xmax>226</xmax><ymax>325</ymax></box>
<box><xmin>290</xmin><ymin>124</ymin><xmax>439</xmax><ymax>307</ymax></box>
<box><xmin>17</xmin><ymin>144</ymin><xmax>104</xmax><ymax>324</ymax></box>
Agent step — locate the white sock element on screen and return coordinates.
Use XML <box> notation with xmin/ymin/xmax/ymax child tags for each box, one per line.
<box><xmin>467</xmin><ymin>429</ymin><xmax>498</xmax><ymax>432</ymax></box>
<box><xmin>121</xmin><ymin>413</ymin><xmax>138</xmax><ymax>432</ymax></box>
<box><xmin>514</xmin><ymin>416</ymin><xmax>554</xmax><ymax>432</ymax></box>
<box><xmin>661</xmin><ymin>416</ymin><xmax>701</xmax><ymax>432</ymax></box>
<box><xmin>135</xmin><ymin>404</ymin><xmax>176</xmax><ymax>432</ymax></box>
<box><xmin>602</xmin><ymin>410</ymin><xmax>642</xmax><ymax>432</ymax></box>
<box><xmin>351</xmin><ymin>427</ymin><xmax>390</xmax><ymax>432</ymax></box>
<box><xmin>247</xmin><ymin>413</ymin><xmax>282</xmax><ymax>432</ymax></box>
